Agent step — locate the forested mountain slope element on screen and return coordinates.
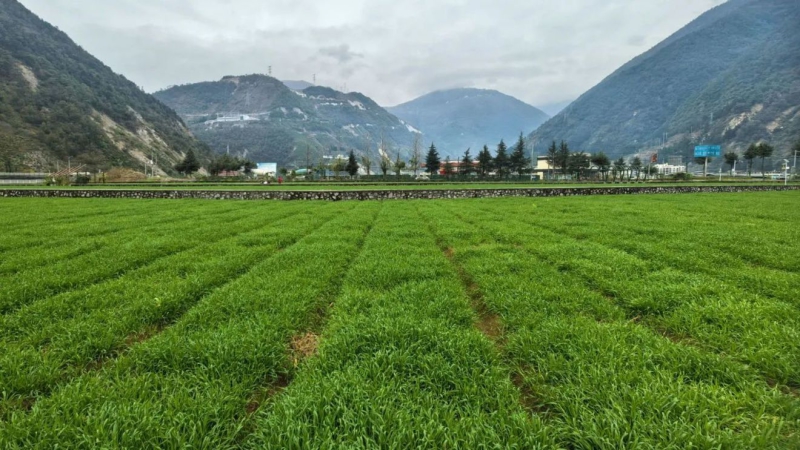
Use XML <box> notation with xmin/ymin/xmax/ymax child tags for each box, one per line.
<box><xmin>0</xmin><ymin>0</ymin><xmax>209</xmax><ymax>173</ymax></box>
<box><xmin>155</xmin><ymin>75</ymin><xmax>419</xmax><ymax>166</ymax></box>
<box><xmin>530</xmin><ymin>0</ymin><xmax>800</xmax><ymax>163</ymax></box>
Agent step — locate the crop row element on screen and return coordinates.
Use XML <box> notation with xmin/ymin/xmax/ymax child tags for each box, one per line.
<box><xmin>0</xmin><ymin>203</ymin><xmax>268</xmax><ymax>313</ymax></box>
<box><xmin>1</xmin><ymin>203</ymin><xmax>379</xmax><ymax>447</ymax></box>
<box><xmin>446</xmin><ymin>199</ymin><xmax>800</xmax><ymax>386</ymax></box>
<box><xmin>0</xmin><ymin>202</ymin><xmax>248</xmax><ymax>276</ymax></box>
<box><xmin>245</xmin><ymin>203</ymin><xmax>552</xmax><ymax>448</ymax></box>
<box><xmin>1</xmin><ymin>193</ymin><xmax>797</xmax><ymax>448</ymax></box>
<box><xmin>0</xmin><ymin>201</ymin><xmax>336</xmax><ymax>408</ymax></box>
<box><xmin>0</xmin><ymin>199</ymin><xmax>220</xmax><ymax>251</ymax></box>
<box><xmin>416</xmin><ymin>200</ymin><xmax>800</xmax><ymax>448</ymax></box>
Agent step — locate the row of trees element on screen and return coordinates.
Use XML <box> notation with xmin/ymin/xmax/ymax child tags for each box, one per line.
<box><xmin>717</xmin><ymin>142</ymin><xmax>775</xmax><ymax>176</ymax></box>
<box><xmin>331</xmin><ymin>137</ymin><xmax>655</xmax><ymax>181</ymax></box>
<box><xmin>174</xmin><ymin>150</ymin><xmax>257</xmax><ymax>177</ymax></box>
<box><xmin>424</xmin><ymin>134</ymin><xmax>531</xmax><ymax>178</ymax></box>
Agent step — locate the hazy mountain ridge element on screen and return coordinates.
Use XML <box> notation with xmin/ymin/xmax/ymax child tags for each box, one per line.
<box><xmin>530</xmin><ymin>0</ymin><xmax>800</xmax><ymax>163</ymax></box>
<box><xmin>0</xmin><ymin>0</ymin><xmax>209</xmax><ymax>173</ymax></box>
<box><xmin>282</xmin><ymin>80</ymin><xmax>314</xmax><ymax>91</ymax></box>
<box><xmin>155</xmin><ymin>75</ymin><xmax>419</xmax><ymax>166</ymax></box>
<box><xmin>388</xmin><ymin>88</ymin><xmax>549</xmax><ymax>158</ymax></box>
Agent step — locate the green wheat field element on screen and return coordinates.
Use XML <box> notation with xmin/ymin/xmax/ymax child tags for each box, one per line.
<box><xmin>1</xmin><ymin>192</ymin><xmax>798</xmax><ymax>448</ymax></box>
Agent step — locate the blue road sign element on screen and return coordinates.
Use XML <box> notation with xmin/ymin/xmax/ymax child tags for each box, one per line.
<box><xmin>695</xmin><ymin>145</ymin><xmax>721</xmax><ymax>158</ymax></box>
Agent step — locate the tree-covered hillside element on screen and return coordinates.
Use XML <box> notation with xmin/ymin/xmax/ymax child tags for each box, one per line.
<box><xmin>530</xmin><ymin>0</ymin><xmax>800</xmax><ymax>164</ymax></box>
<box><xmin>154</xmin><ymin>75</ymin><xmax>419</xmax><ymax>167</ymax></box>
<box><xmin>389</xmin><ymin>88</ymin><xmax>549</xmax><ymax>159</ymax></box>
<box><xmin>0</xmin><ymin>0</ymin><xmax>209</xmax><ymax>173</ymax></box>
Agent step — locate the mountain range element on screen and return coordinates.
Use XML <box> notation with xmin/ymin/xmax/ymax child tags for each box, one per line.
<box><xmin>0</xmin><ymin>0</ymin><xmax>209</xmax><ymax>174</ymax></box>
<box><xmin>531</xmin><ymin>0</ymin><xmax>800</xmax><ymax>163</ymax></box>
<box><xmin>154</xmin><ymin>75</ymin><xmax>420</xmax><ymax>166</ymax></box>
<box><xmin>3</xmin><ymin>0</ymin><xmax>798</xmax><ymax>174</ymax></box>
<box><xmin>388</xmin><ymin>88</ymin><xmax>549</xmax><ymax>158</ymax></box>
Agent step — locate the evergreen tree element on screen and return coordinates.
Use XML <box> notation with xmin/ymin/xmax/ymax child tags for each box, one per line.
<box><xmin>630</xmin><ymin>157</ymin><xmax>643</xmax><ymax>181</ymax></box>
<box><xmin>207</xmin><ymin>154</ymin><xmax>243</xmax><ymax>176</ymax></box>
<box><xmin>612</xmin><ymin>157</ymin><xmax>627</xmax><ymax>182</ymax></box>
<box><xmin>443</xmin><ymin>157</ymin><xmax>455</xmax><ymax>179</ymax></box>
<box><xmin>557</xmin><ymin>141</ymin><xmax>570</xmax><ymax>176</ymax></box>
<box><xmin>591</xmin><ymin>152</ymin><xmax>611</xmax><ymax>181</ymax></box>
<box><xmin>755</xmin><ymin>142</ymin><xmax>774</xmax><ymax>178</ymax></box>
<box><xmin>494</xmin><ymin>140</ymin><xmax>509</xmax><ymax>178</ymax></box>
<box><xmin>546</xmin><ymin>141</ymin><xmax>558</xmax><ymax>179</ymax></box>
<box><xmin>393</xmin><ymin>152</ymin><xmax>406</xmax><ymax>178</ymax></box>
<box><xmin>425</xmin><ymin>143</ymin><xmax>441</xmax><ymax>175</ymax></box>
<box><xmin>477</xmin><ymin>145</ymin><xmax>493</xmax><ymax>177</ymax></box>
<box><xmin>460</xmin><ymin>149</ymin><xmax>474</xmax><ymax>176</ymax></box>
<box><xmin>724</xmin><ymin>151</ymin><xmax>739</xmax><ymax>175</ymax></box>
<box><xmin>509</xmin><ymin>133</ymin><xmax>530</xmax><ymax>177</ymax></box>
<box><xmin>175</xmin><ymin>149</ymin><xmax>200</xmax><ymax>175</ymax></box>
<box><xmin>242</xmin><ymin>160</ymin><xmax>256</xmax><ymax>175</ymax></box>
<box><xmin>744</xmin><ymin>144</ymin><xmax>757</xmax><ymax>176</ymax></box>
<box><xmin>346</xmin><ymin>150</ymin><xmax>360</xmax><ymax>177</ymax></box>
<box><xmin>568</xmin><ymin>152</ymin><xmax>591</xmax><ymax>180</ymax></box>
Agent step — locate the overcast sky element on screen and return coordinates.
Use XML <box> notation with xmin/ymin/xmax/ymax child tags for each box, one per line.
<box><xmin>21</xmin><ymin>0</ymin><xmax>725</xmax><ymax>112</ymax></box>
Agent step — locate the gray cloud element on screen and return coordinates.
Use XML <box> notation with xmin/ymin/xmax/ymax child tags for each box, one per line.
<box><xmin>316</xmin><ymin>44</ymin><xmax>364</xmax><ymax>64</ymax></box>
<box><xmin>20</xmin><ymin>0</ymin><xmax>727</xmax><ymax>107</ymax></box>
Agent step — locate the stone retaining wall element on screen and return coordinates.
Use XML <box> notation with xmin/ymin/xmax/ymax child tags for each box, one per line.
<box><xmin>1</xmin><ymin>185</ymin><xmax>798</xmax><ymax>201</ymax></box>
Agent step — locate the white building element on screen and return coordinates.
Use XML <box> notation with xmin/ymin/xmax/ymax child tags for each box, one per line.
<box><xmin>206</xmin><ymin>114</ymin><xmax>259</xmax><ymax>124</ymax></box>
<box><xmin>253</xmin><ymin>163</ymin><xmax>278</xmax><ymax>177</ymax></box>
<box><xmin>654</xmin><ymin>163</ymin><xmax>686</xmax><ymax>175</ymax></box>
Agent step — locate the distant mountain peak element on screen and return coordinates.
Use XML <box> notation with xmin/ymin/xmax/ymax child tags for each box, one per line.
<box><xmin>389</xmin><ymin>88</ymin><xmax>549</xmax><ymax>157</ymax></box>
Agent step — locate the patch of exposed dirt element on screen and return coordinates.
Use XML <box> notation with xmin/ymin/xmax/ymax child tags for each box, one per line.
<box><xmin>475</xmin><ymin>311</ymin><xmax>502</xmax><ymax>341</ymax></box>
<box><xmin>291</xmin><ymin>332</ymin><xmax>320</xmax><ymax>363</ymax></box>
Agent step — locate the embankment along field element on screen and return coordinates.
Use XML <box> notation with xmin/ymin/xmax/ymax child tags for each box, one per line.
<box><xmin>0</xmin><ymin>192</ymin><xmax>798</xmax><ymax>448</ymax></box>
